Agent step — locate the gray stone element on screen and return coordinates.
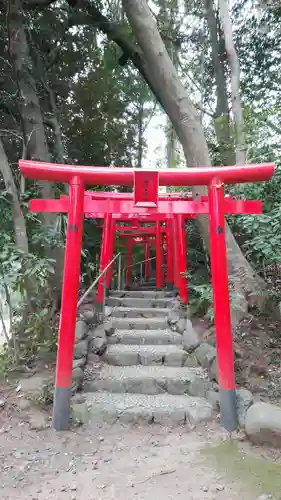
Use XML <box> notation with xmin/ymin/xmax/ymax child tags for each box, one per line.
<box><xmin>257</xmin><ymin>495</ymin><xmax>275</xmax><ymax>500</ymax></box>
<box><xmin>86</xmin><ymin>365</ymin><xmax>209</xmax><ymax>397</ymax></box>
<box><xmin>72</xmin><ymin>357</ymin><xmax>86</xmax><ymax>370</ymax></box>
<box><xmin>236</xmin><ymin>388</ymin><xmax>254</xmax><ymax>427</ymax></box>
<box><xmin>103</xmin><ymin>344</ymin><xmax>185</xmax><ymax>366</ymax></box>
<box><xmin>208</xmin><ymin>359</ymin><xmax>218</xmax><ymax>382</ymax></box>
<box><xmin>81</xmin><ymin>392</ymin><xmax>213</xmax><ymax>426</ymax></box>
<box><xmin>90</xmin><ymin>337</ymin><xmax>107</xmax><ymax>356</ymax></box>
<box><xmin>74</xmin><ymin>339</ymin><xmax>89</xmax><ymax>359</ymax></box>
<box><xmin>245</xmin><ymin>402</ymin><xmax>281</xmax><ymax>447</ymax></box>
<box><xmin>195</xmin><ymin>342</ymin><xmax>216</xmax><ymax>369</ymax></box>
<box><xmin>182</xmin><ymin>320</ymin><xmax>200</xmax><ymax>352</ymax></box>
<box><xmin>81</xmin><ymin>310</ymin><xmax>96</xmax><ymax>325</ymax></box>
<box><xmin>176</xmin><ymin>318</ymin><xmax>186</xmax><ymax>334</ymax></box>
<box><xmin>103</xmin><ymin>321</ymin><xmax>115</xmax><ymax>336</ymax></box>
<box><xmin>19</xmin><ymin>375</ymin><xmax>54</xmax><ymax>401</ymax></box>
<box><xmin>75</xmin><ymin>320</ymin><xmax>88</xmax><ymax>342</ymax></box>
<box><xmin>103</xmin><ymin>346</ymin><xmax>139</xmax><ymax>366</ymax></box>
<box><xmin>107</xmin><ymin>329</ymin><xmax>182</xmax><ymax>346</ymax></box>
<box><xmin>183</xmin><ymin>355</ymin><xmax>199</xmax><ymax>367</ymax></box>
<box><xmin>89</xmin><ymin>325</ymin><xmax>106</xmax><ymax>339</ymax></box>
<box><xmin>110</xmin><ymin>317</ymin><xmax>168</xmax><ymax>330</ymax></box>
<box><xmin>168</xmin><ymin>309</ymin><xmax>179</xmax><ymax>325</ymax></box>
<box><xmin>164</xmin><ymin>350</ymin><xmax>185</xmax><ymax>367</ymax></box>
<box><xmin>111</xmin><ymin>307</ymin><xmax>169</xmax><ymax>318</ymax></box>
<box><xmin>207</xmin><ymin>390</ymin><xmax>220</xmax><ymax>410</ymax></box>
<box><xmin>72</xmin><ymin>367</ymin><xmax>84</xmax><ymax>383</ymax></box>
<box><xmin>0</xmin><ymin>399</ymin><xmax>5</xmax><ymax>409</ymax></box>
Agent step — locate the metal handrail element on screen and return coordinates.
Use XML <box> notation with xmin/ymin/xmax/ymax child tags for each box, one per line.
<box><xmin>127</xmin><ymin>256</ymin><xmax>156</xmax><ymax>269</ymax></box>
<box><xmin>78</xmin><ymin>252</ymin><xmax>121</xmax><ymax>308</ymax></box>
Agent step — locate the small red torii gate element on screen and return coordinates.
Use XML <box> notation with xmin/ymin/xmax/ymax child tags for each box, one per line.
<box><xmin>18</xmin><ymin>159</ymin><xmax>274</xmax><ymax>433</ymax></box>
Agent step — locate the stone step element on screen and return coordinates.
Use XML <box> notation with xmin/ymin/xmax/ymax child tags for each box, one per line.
<box><xmin>110</xmin><ymin>307</ymin><xmax>170</xmax><ymax>318</ymax></box>
<box><xmin>129</xmin><ymin>286</ymin><xmax>158</xmax><ymax>291</ymax></box>
<box><xmin>73</xmin><ymin>392</ymin><xmax>213</xmax><ymax>426</ymax></box>
<box><xmin>106</xmin><ymin>296</ymin><xmax>174</xmax><ymax>308</ymax></box>
<box><xmin>84</xmin><ymin>365</ymin><xmax>209</xmax><ymax>397</ymax></box>
<box><xmin>109</xmin><ymin>316</ymin><xmax>168</xmax><ymax>330</ymax></box>
<box><xmin>108</xmin><ymin>329</ymin><xmax>182</xmax><ymax>345</ymax></box>
<box><xmin>109</xmin><ymin>290</ymin><xmax>174</xmax><ymax>298</ymax></box>
<box><xmin>103</xmin><ymin>344</ymin><xmax>189</xmax><ymax>366</ymax></box>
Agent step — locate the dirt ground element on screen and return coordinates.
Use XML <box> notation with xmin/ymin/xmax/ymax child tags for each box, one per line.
<box><xmin>0</xmin><ymin>308</ymin><xmax>281</xmax><ymax>500</ymax></box>
<box><xmin>0</xmin><ymin>398</ymin><xmax>280</xmax><ymax>500</ymax></box>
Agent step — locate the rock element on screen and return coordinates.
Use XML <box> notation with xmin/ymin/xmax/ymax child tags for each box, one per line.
<box><xmin>104</xmin><ymin>321</ymin><xmax>115</xmax><ymax>336</ymax></box>
<box><xmin>72</xmin><ymin>357</ymin><xmax>86</xmax><ymax>370</ymax></box>
<box><xmin>257</xmin><ymin>495</ymin><xmax>275</xmax><ymax>500</ymax></box>
<box><xmin>212</xmin><ymin>484</ymin><xmax>225</xmax><ymax>492</ymax></box>
<box><xmin>29</xmin><ymin>411</ymin><xmax>49</xmax><ymax>431</ymax></box>
<box><xmin>0</xmin><ymin>399</ymin><xmax>5</xmax><ymax>409</ymax></box>
<box><xmin>90</xmin><ymin>337</ymin><xmax>107</xmax><ymax>356</ymax></box>
<box><xmin>75</xmin><ymin>320</ymin><xmax>88</xmax><ymax>342</ymax></box>
<box><xmin>167</xmin><ymin>309</ymin><xmax>179</xmax><ymax>325</ymax></box>
<box><xmin>236</xmin><ymin>388</ymin><xmax>254</xmax><ymax>427</ymax></box>
<box><xmin>89</xmin><ymin>325</ymin><xmax>106</xmax><ymax>340</ymax></box>
<box><xmin>208</xmin><ymin>359</ymin><xmax>218</xmax><ymax>382</ymax></box>
<box><xmin>182</xmin><ymin>320</ymin><xmax>200</xmax><ymax>352</ymax></box>
<box><xmin>82</xmin><ymin>310</ymin><xmax>96</xmax><ymax>325</ymax></box>
<box><xmin>183</xmin><ymin>355</ymin><xmax>199</xmax><ymax>367</ymax></box>
<box><xmin>207</xmin><ymin>390</ymin><xmax>220</xmax><ymax>410</ymax></box>
<box><xmin>74</xmin><ymin>339</ymin><xmax>89</xmax><ymax>359</ymax></box>
<box><xmin>176</xmin><ymin>318</ymin><xmax>186</xmax><ymax>334</ymax></box>
<box><xmin>195</xmin><ymin>342</ymin><xmax>216</xmax><ymax>369</ymax></box>
<box><xmin>19</xmin><ymin>375</ymin><xmax>54</xmax><ymax>402</ymax></box>
<box><xmin>245</xmin><ymin>402</ymin><xmax>281</xmax><ymax>447</ymax></box>
<box><xmin>72</xmin><ymin>367</ymin><xmax>84</xmax><ymax>383</ymax></box>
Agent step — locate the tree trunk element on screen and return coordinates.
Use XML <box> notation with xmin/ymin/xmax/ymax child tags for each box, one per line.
<box><xmin>121</xmin><ymin>0</ymin><xmax>270</xmax><ymax>327</ymax></box>
<box><xmin>0</xmin><ymin>137</ymin><xmax>36</xmax><ymax>332</ymax></box>
<box><xmin>204</xmin><ymin>0</ymin><xmax>234</xmax><ymax>165</ymax></box>
<box><xmin>0</xmin><ymin>139</ymin><xmax>29</xmax><ymax>254</ymax></box>
<box><xmin>218</xmin><ymin>0</ymin><xmax>247</xmax><ymax>164</ymax></box>
<box><xmin>6</xmin><ymin>0</ymin><xmax>64</xmax><ymax>294</ymax></box>
<box><xmin>137</xmin><ymin>101</ymin><xmax>144</xmax><ymax>168</ymax></box>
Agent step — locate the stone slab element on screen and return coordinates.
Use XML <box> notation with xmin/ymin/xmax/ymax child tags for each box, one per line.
<box><xmin>73</xmin><ymin>392</ymin><xmax>213</xmax><ymax>426</ymax></box>
<box><xmin>107</xmin><ymin>297</ymin><xmax>174</xmax><ymax>309</ymax></box>
<box><xmin>103</xmin><ymin>344</ymin><xmax>186</xmax><ymax>366</ymax></box>
<box><xmin>84</xmin><ymin>365</ymin><xmax>209</xmax><ymax>397</ymax></box>
<box><xmin>109</xmin><ymin>290</ymin><xmax>174</xmax><ymax>298</ymax></box>
<box><xmin>110</xmin><ymin>307</ymin><xmax>170</xmax><ymax>318</ymax></box>
<box><xmin>107</xmin><ymin>329</ymin><xmax>183</xmax><ymax>345</ymax></box>
<box><xmin>110</xmin><ymin>317</ymin><xmax>168</xmax><ymax>330</ymax></box>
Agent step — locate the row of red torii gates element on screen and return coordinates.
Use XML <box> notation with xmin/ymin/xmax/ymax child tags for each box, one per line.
<box><xmin>19</xmin><ymin>160</ymin><xmax>275</xmax><ymax>432</ymax></box>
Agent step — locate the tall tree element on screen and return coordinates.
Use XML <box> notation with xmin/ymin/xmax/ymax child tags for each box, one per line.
<box><xmin>119</xmin><ymin>0</ymin><xmax>270</xmax><ymax>326</ymax></box>
<box><xmin>218</xmin><ymin>0</ymin><xmax>247</xmax><ymax>164</ymax></box>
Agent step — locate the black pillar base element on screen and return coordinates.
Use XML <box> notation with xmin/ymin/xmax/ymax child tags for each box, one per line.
<box><xmin>219</xmin><ymin>388</ymin><xmax>238</xmax><ymax>432</ymax></box>
<box><xmin>52</xmin><ymin>386</ymin><xmax>72</xmax><ymax>431</ymax></box>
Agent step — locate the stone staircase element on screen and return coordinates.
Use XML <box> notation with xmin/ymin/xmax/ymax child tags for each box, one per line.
<box><xmin>76</xmin><ymin>281</ymin><xmax>215</xmax><ymax>427</ymax></box>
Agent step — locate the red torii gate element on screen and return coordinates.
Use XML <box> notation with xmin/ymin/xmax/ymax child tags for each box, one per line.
<box><xmin>18</xmin><ymin>160</ymin><xmax>274</xmax><ymax>433</ymax></box>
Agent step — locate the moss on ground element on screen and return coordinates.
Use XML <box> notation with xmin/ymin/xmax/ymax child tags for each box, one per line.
<box><xmin>203</xmin><ymin>440</ymin><xmax>281</xmax><ymax>499</ymax></box>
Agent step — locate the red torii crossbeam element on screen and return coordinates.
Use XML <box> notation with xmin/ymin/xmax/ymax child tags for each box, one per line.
<box><xmin>19</xmin><ymin>159</ymin><xmax>274</xmax><ymax>433</ymax></box>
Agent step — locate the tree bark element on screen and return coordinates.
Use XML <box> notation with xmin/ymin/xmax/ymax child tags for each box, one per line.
<box><xmin>218</xmin><ymin>0</ymin><xmax>247</xmax><ymax>164</ymax></box>
<box><xmin>0</xmin><ymin>139</ymin><xmax>29</xmax><ymax>254</ymax></box>
<box><xmin>121</xmin><ymin>0</ymin><xmax>270</xmax><ymax>327</ymax></box>
<box><xmin>0</xmin><ymin>137</ymin><xmax>37</xmax><ymax>317</ymax></box>
<box><xmin>6</xmin><ymin>0</ymin><xmax>64</xmax><ymax>295</ymax></box>
<box><xmin>204</xmin><ymin>0</ymin><xmax>234</xmax><ymax>165</ymax></box>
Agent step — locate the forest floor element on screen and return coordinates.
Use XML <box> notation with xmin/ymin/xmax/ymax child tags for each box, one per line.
<box><xmin>0</xmin><ymin>396</ymin><xmax>281</xmax><ymax>500</ymax></box>
<box><xmin>1</xmin><ymin>310</ymin><xmax>281</xmax><ymax>499</ymax></box>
